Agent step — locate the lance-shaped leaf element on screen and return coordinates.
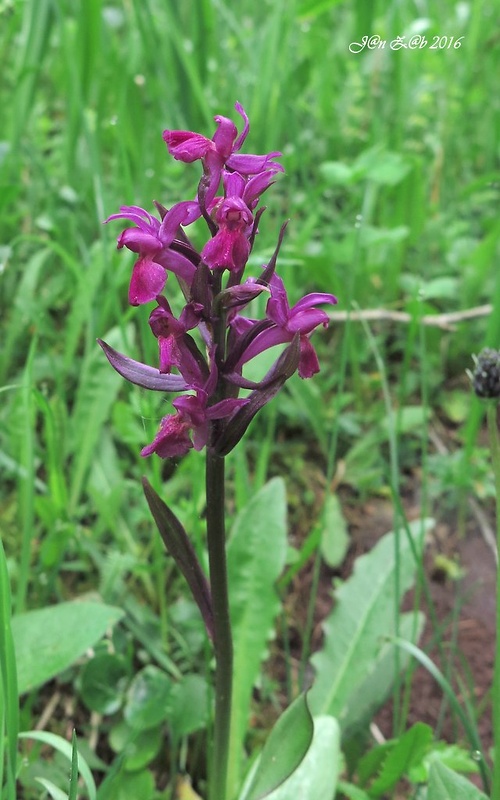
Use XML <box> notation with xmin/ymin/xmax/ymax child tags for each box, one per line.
<box><xmin>214</xmin><ymin>336</ymin><xmax>300</xmax><ymax>456</ymax></box>
<box><xmin>142</xmin><ymin>478</ymin><xmax>214</xmax><ymax>639</ymax></box>
<box><xmin>98</xmin><ymin>340</ymin><xmax>188</xmax><ymax>391</ymax></box>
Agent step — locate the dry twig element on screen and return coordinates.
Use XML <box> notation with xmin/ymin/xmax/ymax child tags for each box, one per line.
<box><xmin>328</xmin><ymin>304</ymin><xmax>492</xmax><ymax>332</ymax></box>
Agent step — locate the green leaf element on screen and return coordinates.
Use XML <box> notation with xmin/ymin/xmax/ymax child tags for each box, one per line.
<box><xmin>18</xmin><ymin>731</ymin><xmax>96</xmax><ymax>800</ymax></box>
<box><xmin>142</xmin><ymin>477</ymin><xmax>214</xmax><ymax>639</ymax></box>
<box><xmin>427</xmin><ymin>761</ymin><xmax>488</xmax><ymax>800</ymax></box>
<box><xmin>319</xmin><ymin>161</ymin><xmax>355</xmax><ymax>186</ymax></box>
<box><xmin>80</xmin><ymin>653</ymin><xmax>129</xmax><ymax>714</ymax></box>
<box><xmin>355</xmin><ymin>147</ymin><xmax>412</xmax><ymax>186</ymax></box>
<box><xmin>226</xmin><ymin>478</ymin><xmax>288</xmax><ymax>798</ymax></box>
<box><xmin>258</xmin><ymin>716</ymin><xmax>340</xmax><ymax>800</ymax></box>
<box><xmin>124</xmin><ymin>665</ymin><xmax>172</xmax><ymax>731</ymax></box>
<box><xmin>409</xmin><ymin>742</ymin><xmax>479</xmax><ymax>783</ymax></box>
<box><xmin>309</xmin><ymin>520</ymin><xmax>433</xmax><ymax>722</ymax></box>
<box><xmin>320</xmin><ymin>493</ymin><xmax>349</xmax><ymax>568</ymax></box>
<box><xmin>336</xmin><ymin>782</ymin><xmax>370</xmax><ymax>800</ymax></box>
<box><xmin>341</xmin><ymin>611</ymin><xmax>425</xmax><ymax>736</ymax></box>
<box><xmin>13</xmin><ymin>602</ymin><xmax>124</xmax><ymax>694</ymax></box>
<box><xmin>245</xmin><ymin>694</ymin><xmax>314</xmax><ymax>800</ymax></box>
<box><xmin>169</xmin><ymin>674</ymin><xmax>209</xmax><ymax>741</ymax></box>
<box><xmin>35</xmin><ymin>778</ymin><xmax>70</xmax><ymax>800</ymax></box>
<box><xmin>98</xmin><ymin>766</ymin><xmax>155</xmax><ymax>800</ymax></box>
<box><xmin>115</xmin><ymin>724</ymin><xmax>162</xmax><ymax>772</ymax></box>
<box><xmin>367</xmin><ymin>723</ymin><xmax>433</xmax><ymax>796</ymax></box>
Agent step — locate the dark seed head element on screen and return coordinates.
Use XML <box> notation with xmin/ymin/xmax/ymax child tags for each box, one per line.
<box><xmin>471</xmin><ymin>348</ymin><xmax>500</xmax><ymax>399</ymax></box>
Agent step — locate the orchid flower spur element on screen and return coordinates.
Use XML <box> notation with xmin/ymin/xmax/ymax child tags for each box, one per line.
<box><xmin>100</xmin><ymin>101</ymin><xmax>336</xmax><ymax>800</ymax></box>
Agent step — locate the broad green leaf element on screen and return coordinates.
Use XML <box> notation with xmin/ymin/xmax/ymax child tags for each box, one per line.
<box><xmin>264</xmin><ymin>716</ymin><xmax>340</xmax><ymax>800</ymax></box>
<box><xmin>309</xmin><ymin>520</ymin><xmax>433</xmax><ymax>721</ymax></box>
<box><xmin>169</xmin><ymin>674</ymin><xmax>209</xmax><ymax>741</ymax></box>
<box><xmin>80</xmin><ymin>653</ymin><xmax>129</xmax><ymax>714</ymax></box>
<box><xmin>421</xmin><ymin>276</ymin><xmax>459</xmax><ymax>301</ymax></box>
<box><xmin>226</xmin><ymin>478</ymin><xmax>288</xmax><ymax>798</ymax></box>
<box><xmin>245</xmin><ymin>694</ymin><xmax>314</xmax><ymax>800</ymax></box>
<box><xmin>98</xmin><ymin>767</ymin><xmax>155</xmax><ymax>800</ymax></box>
<box><xmin>320</xmin><ymin>493</ymin><xmax>349</xmax><ymax>568</ymax></box>
<box><xmin>341</xmin><ymin>611</ymin><xmax>425</xmax><ymax>735</ymax></box>
<box><xmin>124</xmin><ymin>665</ymin><xmax>172</xmax><ymax>731</ymax></box>
<box><xmin>319</xmin><ymin>161</ymin><xmax>355</xmax><ymax>186</ymax></box>
<box><xmin>13</xmin><ymin>602</ymin><xmax>124</xmax><ymax>694</ymax></box>
<box><xmin>355</xmin><ymin>147</ymin><xmax>412</xmax><ymax>186</ymax></box>
<box><xmin>18</xmin><ymin>731</ymin><xmax>96</xmax><ymax>800</ymax></box>
<box><xmin>427</xmin><ymin>761</ymin><xmax>488</xmax><ymax>800</ymax></box>
<box><xmin>109</xmin><ymin>719</ymin><xmax>162</xmax><ymax>771</ymax></box>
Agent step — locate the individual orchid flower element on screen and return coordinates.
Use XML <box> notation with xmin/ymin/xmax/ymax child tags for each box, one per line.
<box><xmin>148</xmin><ymin>296</ymin><xmax>207</xmax><ymax>387</ymax></box>
<box><xmin>106</xmin><ymin>202</ymin><xmax>201</xmax><ymax>304</ymax></box>
<box><xmin>234</xmin><ymin>274</ymin><xmax>337</xmax><ymax>378</ymax></box>
<box><xmin>163</xmin><ymin>102</ymin><xmax>283</xmax><ymax>206</ymax></box>
<box><xmin>200</xmin><ymin>195</ymin><xmax>253</xmax><ymax>272</ymax></box>
<box><xmin>141</xmin><ymin>390</ymin><xmax>247</xmax><ymax>458</ymax></box>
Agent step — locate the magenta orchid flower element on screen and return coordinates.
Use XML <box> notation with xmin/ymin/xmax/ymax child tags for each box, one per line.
<box><xmin>102</xmin><ymin>102</ymin><xmax>336</xmax><ymax>458</ymax></box>
<box><xmin>163</xmin><ymin>102</ymin><xmax>283</xmax><ymax>206</ymax></box>
<box><xmin>235</xmin><ymin>274</ymin><xmax>337</xmax><ymax>378</ymax></box>
<box><xmin>106</xmin><ymin>202</ymin><xmax>201</xmax><ymax>304</ymax></box>
<box><xmin>148</xmin><ymin>296</ymin><xmax>207</xmax><ymax>386</ymax></box>
<box><xmin>201</xmin><ymin>195</ymin><xmax>253</xmax><ymax>271</ymax></box>
<box><xmin>141</xmin><ymin>390</ymin><xmax>247</xmax><ymax>458</ymax></box>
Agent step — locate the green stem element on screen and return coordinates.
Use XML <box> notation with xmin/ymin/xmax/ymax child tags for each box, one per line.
<box><xmin>488</xmin><ymin>403</ymin><xmax>500</xmax><ymax>799</ymax></box>
<box><xmin>206</xmin><ymin>449</ymin><xmax>233</xmax><ymax>800</ymax></box>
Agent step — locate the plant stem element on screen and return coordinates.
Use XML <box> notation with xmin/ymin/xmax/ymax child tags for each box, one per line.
<box><xmin>488</xmin><ymin>403</ymin><xmax>500</xmax><ymax>799</ymax></box>
<box><xmin>206</xmin><ymin>449</ymin><xmax>233</xmax><ymax>800</ymax></box>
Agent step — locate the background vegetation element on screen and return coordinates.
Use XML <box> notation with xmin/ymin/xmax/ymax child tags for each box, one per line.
<box><xmin>1</xmin><ymin>0</ymin><xmax>500</xmax><ymax>797</ymax></box>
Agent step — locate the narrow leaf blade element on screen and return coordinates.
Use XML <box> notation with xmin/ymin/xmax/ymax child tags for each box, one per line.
<box><xmin>142</xmin><ymin>478</ymin><xmax>214</xmax><ymax>639</ymax></box>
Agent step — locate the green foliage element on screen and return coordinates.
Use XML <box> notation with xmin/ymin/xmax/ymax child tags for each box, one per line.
<box><xmin>13</xmin><ymin>602</ymin><xmax>124</xmax><ymax>694</ymax></box>
<box><xmin>226</xmin><ymin>478</ymin><xmax>288</xmax><ymax>796</ymax></box>
<box><xmin>319</xmin><ymin>492</ymin><xmax>350</xmax><ymax>569</ymax></box>
<box><xmin>309</xmin><ymin>520</ymin><xmax>432</xmax><ymax>725</ymax></box>
<box><xmin>258</xmin><ymin>716</ymin><xmax>340</xmax><ymax>800</ymax></box>
<box><xmin>1</xmin><ymin>0</ymin><xmax>499</xmax><ymax>795</ymax></box>
<box><xmin>243</xmin><ymin>693</ymin><xmax>314</xmax><ymax>800</ymax></box>
<box><xmin>18</xmin><ymin>731</ymin><xmax>96</xmax><ymax>800</ymax></box>
<box><xmin>427</xmin><ymin>761</ymin><xmax>488</xmax><ymax>800</ymax></box>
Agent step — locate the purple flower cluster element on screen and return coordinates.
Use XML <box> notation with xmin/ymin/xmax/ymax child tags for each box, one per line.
<box><xmin>99</xmin><ymin>103</ymin><xmax>336</xmax><ymax>459</ymax></box>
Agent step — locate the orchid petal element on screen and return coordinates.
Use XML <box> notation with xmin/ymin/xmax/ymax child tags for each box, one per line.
<box><xmin>98</xmin><ymin>340</ymin><xmax>188</xmax><ymax>391</ymax></box>
<box><xmin>163</xmin><ymin>130</ymin><xmax>214</xmax><ymax>162</ymax></box>
<box><xmin>129</xmin><ymin>258</ymin><xmax>166</xmax><ymax>305</ymax></box>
